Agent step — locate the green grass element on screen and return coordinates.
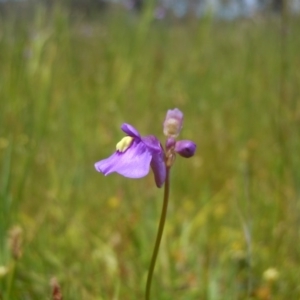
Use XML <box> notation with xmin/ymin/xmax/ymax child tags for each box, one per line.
<box><xmin>0</xmin><ymin>5</ymin><xmax>300</xmax><ymax>299</ymax></box>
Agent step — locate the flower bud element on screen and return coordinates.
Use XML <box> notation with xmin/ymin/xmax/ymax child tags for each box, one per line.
<box><xmin>166</xmin><ymin>137</ymin><xmax>176</xmax><ymax>150</ymax></box>
<box><xmin>175</xmin><ymin>140</ymin><xmax>196</xmax><ymax>158</ymax></box>
<box><xmin>163</xmin><ymin>108</ymin><xmax>183</xmax><ymax>138</ymax></box>
<box><xmin>9</xmin><ymin>226</ymin><xmax>23</xmax><ymax>260</ymax></box>
<box><xmin>50</xmin><ymin>277</ymin><xmax>63</xmax><ymax>300</ymax></box>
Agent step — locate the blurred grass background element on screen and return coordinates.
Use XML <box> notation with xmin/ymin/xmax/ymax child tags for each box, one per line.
<box><xmin>0</xmin><ymin>3</ymin><xmax>300</xmax><ymax>299</ymax></box>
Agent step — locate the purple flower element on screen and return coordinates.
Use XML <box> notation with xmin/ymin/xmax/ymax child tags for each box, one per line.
<box><xmin>95</xmin><ymin>123</ymin><xmax>166</xmax><ymax>188</ymax></box>
<box><xmin>95</xmin><ymin>108</ymin><xmax>196</xmax><ymax>187</ymax></box>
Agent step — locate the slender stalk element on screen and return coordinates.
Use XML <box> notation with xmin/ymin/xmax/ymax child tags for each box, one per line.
<box><xmin>145</xmin><ymin>167</ymin><xmax>170</xmax><ymax>300</ymax></box>
<box><xmin>5</xmin><ymin>260</ymin><xmax>16</xmax><ymax>300</ymax></box>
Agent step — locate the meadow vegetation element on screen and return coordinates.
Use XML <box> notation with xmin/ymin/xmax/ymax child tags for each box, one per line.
<box><xmin>0</xmin><ymin>5</ymin><xmax>300</xmax><ymax>299</ymax></box>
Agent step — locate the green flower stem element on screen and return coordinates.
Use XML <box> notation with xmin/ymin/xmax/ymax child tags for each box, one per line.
<box><xmin>145</xmin><ymin>166</ymin><xmax>170</xmax><ymax>300</ymax></box>
<box><xmin>5</xmin><ymin>260</ymin><xmax>16</xmax><ymax>300</ymax></box>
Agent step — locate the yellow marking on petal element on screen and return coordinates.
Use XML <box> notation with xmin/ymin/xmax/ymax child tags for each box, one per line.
<box><xmin>116</xmin><ymin>136</ymin><xmax>134</xmax><ymax>152</ymax></box>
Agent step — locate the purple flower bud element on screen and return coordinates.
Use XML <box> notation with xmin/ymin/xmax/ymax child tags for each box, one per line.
<box><xmin>175</xmin><ymin>140</ymin><xmax>196</xmax><ymax>158</ymax></box>
<box><xmin>166</xmin><ymin>137</ymin><xmax>176</xmax><ymax>150</ymax></box>
<box><xmin>163</xmin><ymin>108</ymin><xmax>183</xmax><ymax>138</ymax></box>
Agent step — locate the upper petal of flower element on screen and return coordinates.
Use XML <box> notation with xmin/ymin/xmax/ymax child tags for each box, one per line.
<box><xmin>121</xmin><ymin>123</ymin><xmax>141</xmax><ymax>139</ymax></box>
<box><xmin>95</xmin><ymin>139</ymin><xmax>152</xmax><ymax>178</ymax></box>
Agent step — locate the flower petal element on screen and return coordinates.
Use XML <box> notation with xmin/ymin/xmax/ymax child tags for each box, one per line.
<box><xmin>142</xmin><ymin>135</ymin><xmax>162</xmax><ymax>153</ymax></box>
<box><xmin>121</xmin><ymin>123</ymin><xmax>141</xmax><ymax>138</ymax></box>
<box><xmin>95</xmin><ymin>139</ymin><xmax>152</xmax><ymax>178</ymax></box>
<box><xmin>150</xmin><ymin>151</ymin><xmax>166</xmax><ymax>188</ymax></box>
<box><xmin>142</xmin><ymin>135</ymin><xmax>166</xmax><ymax>187</ymax></box>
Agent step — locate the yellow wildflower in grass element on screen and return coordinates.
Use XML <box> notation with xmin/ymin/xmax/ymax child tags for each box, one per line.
<box><xmin>0</xmin><ymin>266</ymin><xmax>8</xmax><ymax>277</ymax></box>
<box><xmin>107</xmin><ymin>196</ymin><xmax>121</xmax><ymax>209</ymax></box>
<box><xmin>263</xmin><ymin>267</ymin><xmax>279</xmax><ymax>283</ymax></box>
<box><xmin>0</xmin><ymin>137</ymin><xmax>9</xmax><ymax>149</ymax></box>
